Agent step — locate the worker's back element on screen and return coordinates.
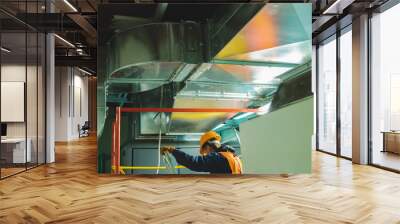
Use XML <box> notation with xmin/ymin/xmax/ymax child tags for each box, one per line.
<box><xmin>171</xmin><ymin>144</ymin><xmax>242</xmax><ymax>174</ymax></box>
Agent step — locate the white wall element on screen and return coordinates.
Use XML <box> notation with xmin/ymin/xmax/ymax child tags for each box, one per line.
<box><xmin>1</xmin><ymin>64</ymin><xmax>42</xmax><ymax>138</ymax></box>
<box><xmin>72</xmin><ymin>73</ymin><xmax>89</xmax><ymax>138</ymax></box>
<box><xmin>55</xmin><ymin>67</ymin><xmax>89</xmax><ymax>141</ymax></box>
<box><xmin>55</xmin><ymin>67</ymin><xmax>69</xmax><ymax>141</ymax></box>
<box><xmin>1</xmin><ymin>64</ymin><xmax>26</xmax><ymax>81</ymax></box>
<box><xmin>1</xmin><ymin>65</ymin><xmax>26</xmax><ymax>139</ymax></box>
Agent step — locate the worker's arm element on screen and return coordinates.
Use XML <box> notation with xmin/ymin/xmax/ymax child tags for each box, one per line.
<box><xmin>171</xmin><ymin>149</ymin><xmax>223</xmax><ymax>172</ymax></box>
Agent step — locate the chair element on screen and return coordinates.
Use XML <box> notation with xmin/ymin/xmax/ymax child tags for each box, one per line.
<box><xmin>79</xmin><ymin>121</ymin><xmax>90</xmax><ymax>138</ymax></box>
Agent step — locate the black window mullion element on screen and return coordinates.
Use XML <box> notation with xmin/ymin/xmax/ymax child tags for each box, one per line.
<box><xmin>36</xmin><ymin>0</ymin><xmax>39</xmax><ymax>167</ymax></box>
<box><xmin>44</xmin><ymin>0</ymin><xmax>47</xmax><ymax>164</ymax></box>
<box><xmin>336</xmin><ymin>29</ymin><xmax>341</xmax><ymax>157</ymax></box>
<box><xmin>316</xmin><ymin>44</ymin><xmax>320</xmax><ymax>151</ymax></box>
<box><xmin>25</xmin><ymin>0</ymin><xmax>28</xmax><ymax>171</ymax></box>
<box><xmin>367</xmin><ymin>11</ymin><xmax>373</xmax><ymax>165</ymax></box>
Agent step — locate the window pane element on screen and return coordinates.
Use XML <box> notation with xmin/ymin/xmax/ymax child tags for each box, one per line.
<box><xmin>27</xmin><ymin>31</ymin><xmax>38</xmax><ymax>168</ymax></box>
<box><xmin>371</xmin><ymin>4</ymin><xmax>400</xmax><ymax>171</ymax></box>
<box><xmin>340</xmin><ymin>29</ymin><xmax>352</xmax><ymax>158</ymax></box>
<box><xmin>1</xmin><ymin>31</ymin><xmax>28</xmax><ymax>177</ymax></box>
<box><xmin>318</xmin><ymin>37</ymin><xmax>337</xmax><ymax>154</ymax></box>
<box><xmin>38</xmin><ymin>32</ymin><xmax>45</xmax><ymax>165</ymax></box>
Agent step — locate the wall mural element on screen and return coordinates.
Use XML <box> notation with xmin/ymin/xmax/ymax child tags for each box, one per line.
<box><xmin>97</xmin><ymin>3</ymin><xmax>312</xmax><ymax>174</ymax></box>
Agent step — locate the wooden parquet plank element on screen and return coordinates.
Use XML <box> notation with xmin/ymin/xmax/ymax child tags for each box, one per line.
<box><xmin>0</xmin><ymin>135</ymin><xmax>400</xmax><ymax>223</ymax></box>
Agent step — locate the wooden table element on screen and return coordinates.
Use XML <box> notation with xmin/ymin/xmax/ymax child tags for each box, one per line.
<box><xmin>382</xmin><ymin>131</ymin><xmax>400</xmax><ymax>154</ymax></box>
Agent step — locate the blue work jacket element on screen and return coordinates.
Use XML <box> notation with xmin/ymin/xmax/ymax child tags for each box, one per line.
<box><xmin>171</xmin><ymin>145</ymin><xmax>236</xmax><ymax>174</ymax></box>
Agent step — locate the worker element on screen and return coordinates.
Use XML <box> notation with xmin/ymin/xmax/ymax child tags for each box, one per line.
<box><xmin>161</xmin><ymin>131</ymin><xmax>243</xmax><ymax>174</ymax></box>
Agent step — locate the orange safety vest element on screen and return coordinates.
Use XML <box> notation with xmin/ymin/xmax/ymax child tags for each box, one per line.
<box><xmin>218</xmin><ymin>152</ymin><xmax>243</xmax><ymax>174</ymax></box>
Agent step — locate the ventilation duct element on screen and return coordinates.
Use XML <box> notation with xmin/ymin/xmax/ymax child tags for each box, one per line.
<box><xmin>100</xmin><ymin>3</ymin><xmax>312</xmax><ymax>135</ymax></box>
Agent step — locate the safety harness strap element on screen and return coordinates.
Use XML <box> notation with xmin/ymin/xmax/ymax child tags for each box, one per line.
<box><xmin>218</xmin><ymin>152</ymin><xmax>243</xmax><ymax>174</ymax></box>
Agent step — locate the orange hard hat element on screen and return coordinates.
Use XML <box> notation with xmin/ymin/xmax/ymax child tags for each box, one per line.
<box><xmin>200</xmin><ymin>131</ymin><xmax>221</xmax><ymax>149</ymax></box>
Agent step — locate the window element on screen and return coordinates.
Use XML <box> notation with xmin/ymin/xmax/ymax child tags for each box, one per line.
<box><xmin>371</xmin><ymin>3</ymin><xmax>400</xmax><ymax>171</ymax></box>
<box><xmin>339</xmin><ymin>28</ymin><xmax>352</xmax><ymax>158</ymax></box>
<box><xmin>0</xmin><ymin>1</ymin><xmax>47</xmax><ymax>179</ymax></box>
<box><xmin>317</xmin><ymin>36</ymin><xmax>337</xmax><ymax>154</ymax></box>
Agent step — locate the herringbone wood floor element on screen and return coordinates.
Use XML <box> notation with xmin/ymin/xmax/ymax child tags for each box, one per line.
<box><xmin>1</xmin><ymin>136</ymin><xmax>400</xmax><ymax>224</ymax></box>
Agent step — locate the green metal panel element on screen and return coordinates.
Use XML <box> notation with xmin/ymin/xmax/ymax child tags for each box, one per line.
<box><xmin>239</xmin><ymin>97</ymin><xmax>313</xmax><ymax>174</ymax></box>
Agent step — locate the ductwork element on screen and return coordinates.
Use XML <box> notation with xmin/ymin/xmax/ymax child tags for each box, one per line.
<box><xmin>99</xmin><ymin>3</ymin><xmax>312</xmax><ymax>135</ymax></box>
<box><xmin>106</xmin><ymin>21</ymin><xmax>204</xmax><ymax>94</ymax></box>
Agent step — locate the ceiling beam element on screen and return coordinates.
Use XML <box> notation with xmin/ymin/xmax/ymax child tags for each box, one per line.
<box><xmin>55</xmin><ymin>55</ymin><xmax>96</xmax><ymax>71</ymax></box>
<box><xmin>52</xmin><ymin>1</ymin><xmax>97</xmax><ymax>47</ymax></box>
<box><xmin>322</xmin><ymin>0</ymin><xmax>356</xmax><ymax>14</ymax></box>
<box><xmin>67</xmin><ymin>13</ymin><xmax>97</xmax><ymax>46</ymax></box>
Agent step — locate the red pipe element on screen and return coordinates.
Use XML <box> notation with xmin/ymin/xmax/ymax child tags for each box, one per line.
<box><xmin>116</xmin><ymin>107</ymin><xmax>121</xmax><ymax>174</ymax></box>
<box><xmin>111</xmin><ymin>121</ymin><xmax>114</xmax><ymax>174</ymax></box>
<box><xmin>111</xmin><ymin>121</ymin><xmax>116</xmax><ymax>174</ymax></box>
<box><xmin>120</xmin><ymin>107</ymin><xmax>260</xmax><ymax>113</ymax></box>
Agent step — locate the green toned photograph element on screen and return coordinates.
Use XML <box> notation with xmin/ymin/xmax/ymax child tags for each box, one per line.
<box><xmin>97</xmin><ymin>3</ymin><xmax>312</xmax><ymax>174</ymax></box>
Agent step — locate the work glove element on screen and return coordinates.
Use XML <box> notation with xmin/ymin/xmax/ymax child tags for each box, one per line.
<box><xmin>161</xmin><ymin>146</ymin><xmax>176</xmax><ymax>155</ymax></box>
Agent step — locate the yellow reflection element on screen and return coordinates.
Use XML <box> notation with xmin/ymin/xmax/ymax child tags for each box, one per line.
<box><xmin>171</xmin><ymin>112</ymin><xmax>228</xmax><ymax>120</ymax></box>
<box><xmin>216</xmin><ymin>7</ymin><xmax>278</xmax><ymax>59</ymax></box>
